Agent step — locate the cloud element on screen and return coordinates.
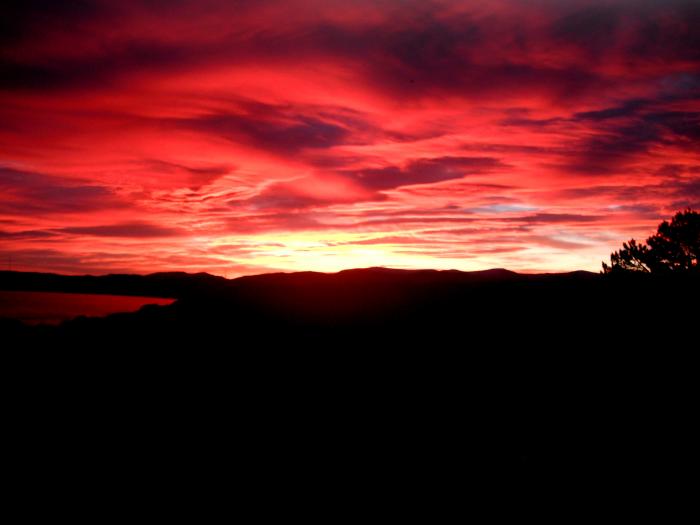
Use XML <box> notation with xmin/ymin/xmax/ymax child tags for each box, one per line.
<box><xmin>550</xmin><ymin>4</ymin><xmax>622</xmax><ymax>54</ymax></box>
<box><xmin>0</xmin><ymin>248</ymin><xmax>135</xmax><ymax>275</ymax></box>
<box><xmin>59</xmin><ymin>222</ymin><xmax>183</xmax><ymax>238</ymax></box>
<box><xmin>567</xmin><ymin>125</ymin><xmax>661</xmax><ymax>175</ymax></box>
<box><xmin>0</xmin><ymin>1</ymin><xmax>696</xmax><ymax>98</ymax></box>
<box><xmin>143</xmin><ymin>160</ymin><xmax>233</xmax><ymax>188</ymax></box>
<box><xmin>500</xmin><ymin>213</ymin><xmax>604</xmax><ymax>224</ymax></box>
<box><xmin>573</xmin><ymin>99</ymin><xmax>649</xmax><ymax>121</ymax></box>
<box><xmin>0</xmin><ymin>167</ymin><xmax>124</xmax><ymax>214</ymax></box>
<box><xmin>225</xmin><ymin>212</ymin><xmax>327</xmax><ymax>234</ymax></box>
<box><xmin>562</xmin><ymin>106</ymin><xmax>700</xmax><ymax>175</ymax></box>
<box><xmin>0</xmin><ymin>0</ymin><xmax>109</xmax><ymax>49</ymax></box>
<box><xmin>645</xmin><ymin>111</ymin><xmax>700</xmax><ymax>142</ymax></box>
<box><xmin>240</xmin><ymin>171</ymin><xmax>382</xmax><ymax>210</ymax></box>
<box><xmin>1</xmin><ymin>1</ymin><xmax>699</xmax><ymax>274</ymax></box>
<box><xmin>0</xmin><ymin>229</ymin><xmax>58</xmax><ymax>240</ymax></box>
<box><xmin>672</xmin><ymin>178</ymin><xmax>700</xmax><ymax>209</ymax></box>
<box><xmin>177</xmin><ymin>111</ymin><xmax>352</xmax><ymax>154</ymax></box>
<box><xmin>343</xmin><ymin>156</ymin><xmax>507</xmax><ymax>191</ymax></box>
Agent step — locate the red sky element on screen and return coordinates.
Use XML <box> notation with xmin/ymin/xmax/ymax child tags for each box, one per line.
<box><xmin>1</xmin><ymin>0</ymin><xmax>699</xmax><ymax>276</ymax></box>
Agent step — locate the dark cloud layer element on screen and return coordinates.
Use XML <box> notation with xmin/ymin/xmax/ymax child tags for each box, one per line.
<box><xmin>179</xmin><ymin>113</ymin><xmax>351</xmax><ymax>154</ymax></box>
<box><xmin>2</xmin><ymin>1</ymin><xmax>698</xmax><ymax>96</ymax></box>
<box><xmin>344</xmin><ymin>157</ymin><xmax>507</xmax><ymax>191</ymax></box>
<box><xmin>0</xmin><ymin>167</ymin><xmax>123</xmax><ymax>214</ymax></box>
<box><xmin>60</xmin><ymin>222</ymin><xmax>182</xmax><ymax>238</ymax></box>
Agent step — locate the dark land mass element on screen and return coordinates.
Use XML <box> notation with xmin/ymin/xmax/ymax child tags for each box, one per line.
<box><xmin>1</xmin><ymin>266</ymin><xmax>695</xmax><ymax>349</ymax></box>
<box><xmin>2</xmin><ymin>267</ymin><xmax>697</xmax><ymax>509</ymax></box>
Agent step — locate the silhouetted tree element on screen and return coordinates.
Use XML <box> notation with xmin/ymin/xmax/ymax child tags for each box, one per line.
<box><xmin>602</xmin><ymin>209</ymin><xmax>700</xmax><ymax>273</ymax></box>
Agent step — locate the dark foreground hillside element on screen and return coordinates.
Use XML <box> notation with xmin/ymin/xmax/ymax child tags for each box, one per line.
<box><xmin>3</xmin><ymin>266</ymin><xmax>696</xmax><ymax>348</ymax></box>
<box><xmin>2</xmin><ymin>268</ymin><xmax>697</xmax><ymax>512</ymax></box>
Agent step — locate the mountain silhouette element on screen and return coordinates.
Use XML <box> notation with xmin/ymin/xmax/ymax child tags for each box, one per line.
<box><xmin>2</xmin><ymin>266</ymin><xmax>696</xmax><ymax>502</ymax></box>
<box><xmin>1</xmin><ymin>266</ymin><xmax>693</xmax><ymax>348</ymax></box>
<box><xmin>2</xmin><ymin>266</ymin><xmax>604</xmax><ymax>344</ymax></box>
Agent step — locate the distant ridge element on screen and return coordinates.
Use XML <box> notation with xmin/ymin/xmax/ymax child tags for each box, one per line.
<box><xmin>0</xmin><ymin>267</ymin><xmax>600</xmax><ymax>299</ymax></box>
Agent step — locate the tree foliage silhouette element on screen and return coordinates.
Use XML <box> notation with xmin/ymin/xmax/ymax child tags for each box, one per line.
<box><xmin>602</xmin><ymin>209</ymin><xmax>700</xmax><ymax>273</ymax></box>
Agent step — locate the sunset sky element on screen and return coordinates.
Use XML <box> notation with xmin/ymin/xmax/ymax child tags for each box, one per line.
<box><xmin>1</xmin><ymin>0</ymin><xmax>699</xmax><ymax>276</ymax></box>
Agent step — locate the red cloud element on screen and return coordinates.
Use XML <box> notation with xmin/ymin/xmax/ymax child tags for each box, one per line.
<box><xmin>1</xmin><ymin>1</ymin><xmax>699</xmax><ymax>275</ymax></box>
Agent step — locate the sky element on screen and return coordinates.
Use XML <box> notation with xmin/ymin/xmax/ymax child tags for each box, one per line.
<box><xmin>1</xmin><ymin>0</ymin><xmax>699</xmax><ymax>276</ymax></box>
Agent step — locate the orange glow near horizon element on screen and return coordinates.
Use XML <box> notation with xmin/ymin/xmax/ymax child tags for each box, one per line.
<box><xmin>1</xmin><ymin>1</ymin><xmax>699</xmax><ymax>277</ymax></box>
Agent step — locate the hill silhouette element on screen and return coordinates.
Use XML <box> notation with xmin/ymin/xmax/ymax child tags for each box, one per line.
<box><xmin>1</xmin><ymin>266</ymin><xmax>694</xmax><ymax>349</ymax></box>
<box><xmin>2</xmin><ymin>266</ymin><xmax>696</xmax><ymax>504</ymax></box>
